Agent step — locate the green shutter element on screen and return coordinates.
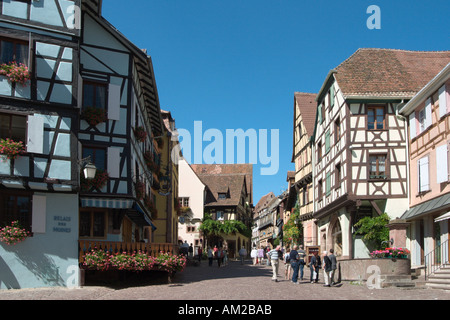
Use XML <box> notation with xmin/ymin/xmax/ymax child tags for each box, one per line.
<box><xmin>325</xmin><ymin>130</ymin><xmax>330</xmax><ymax>154</ymax></box>
<box><xmin>326</xmin><ymin>171</ymin><xmax>331</xmax><ymax>196</ymax></box>
<box><xmin>330</xmin><ymin>85</ymin><xmax>335</xmax><ymax>108</ymax></box>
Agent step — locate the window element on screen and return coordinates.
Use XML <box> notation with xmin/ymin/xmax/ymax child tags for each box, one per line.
<box><xmin>0</xmin><ymin>113</ymin><xmax>26</xmax><ymax>142</ymax></box>
<box><xmin>0</xmin><ymin>38</ymin><xmax>29</xmax><ymax>66</ymax></box>
<box><xmin>318</xmin><ymin>179</ymin><xmax>323</xmax><ymax>199</ymax></box>
<box><xmin>187</xmin><ymin>226</ymin><xmax>196</xmax><ymax>233</ymax></box>
<box><xmin>302</xmin><ymin>186</ymin><xmax>307</xmax><ymax>206</ymax></box>
<box><xmin>216</xmin><ymin>211</ymin><xmax>224</xmax><ymax>220</ymax></box>
<box><xmin>179</xmin><ymin>197</ymin><xmax>189</xmax><ymax>207</ymax></box>
<box><xmin>0</xmin><ymin>192</ymin><xmax>32</xmax><ymax>231</ymax></box>
<box><xmin>369</xmin><ymin>154</ymin><xmax>387</xmax><ymax>179</ymax></box>
<box><xmin>418</xmin><ymin>108</ymin><xmax>426</xmax><ymax>133</ymax></box>
<box><xmin>318</xmin><ymin>141</ymin><xmax>322</xmax><ymax>160</ymax></box>
<box><xmin>83</xmin><ymin>81</ymin><xmax>107</xmax><ymax>110</ymax></box>
<box><xmin>79</xmin><ymin>210</ymin><xmax>107</xmax><ymax>238</ymax></box>
<box><xmin>218</xmin><ymin>193</ymin><xmax>227</xmax><ymax>199</ymax></box>
<box><xmin>368</xmin><ymin>105</ymin><xmax>385</xmax><ymax>130</ymax></box>
<box><xmin>335</xmin><ymin>118</ymin><xmax>341</xmax><ymax>143</ymax></box>
<box><xmin>335</xmin><ymin>163</ymin><xmax>341</xmax><ymax>188</ymax></box>
<box><xmin>82</xmin><ymin>147</ymin><xmax>106</xmax><ymax>171</ymax></box>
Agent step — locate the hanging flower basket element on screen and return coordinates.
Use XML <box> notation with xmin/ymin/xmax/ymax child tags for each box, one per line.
<box><xmin>134</xmin><ymin>126</ymin><xmax>147</xmax><ymax>143</ymax></box>
<box><xmin>135</xmin><ymin>180</ymin><xmax>146</xmax><ymax>200</ymax></box>
<box><xmin>0</xmin><ymin>61</ymin><xmax>31</xmax><ymax>86</ymax></box>
<box><xmin>81</xmin><ymin>169</ymin><xmax>110</xmax><ymax>191</ymax></box>
<box><xmin>144</xmin><ymin>195</ymin><xmax>158</xmax><ymax>219</ymax></box>
<box><xmin>0</xmin><ymin>221</ymin><xmax>30</xmax><ymax>245</ymax></box>
<box><xmin>81</xmin><ymin>107</ymin><xmax>107</xmax><ymax>127</ymax></box>
<box><xmin>0</xmin><ymin>138</ymin><xmax>25</xmax><ymax>161</ymax></box>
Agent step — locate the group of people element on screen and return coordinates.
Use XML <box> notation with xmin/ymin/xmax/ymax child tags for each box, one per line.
<box><xmin>206</xmin><ymin>245</ymin><xmax>229</xmax><ymax>267</ymax></box>
<box><xmin>252</xmin><ymin>244</ymin><xmax>338</xmax><ymax>286</ymax></box>
<box><xmin>250</xmin><ymin>246</ymin><xmax>272</xmax><ymax>266</ymax></box>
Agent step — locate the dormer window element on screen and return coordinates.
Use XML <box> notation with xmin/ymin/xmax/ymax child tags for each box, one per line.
<box><xmin>218</xmin><ymin>193</ymin><xmax>227</xmax><ymax>199</ymax></box>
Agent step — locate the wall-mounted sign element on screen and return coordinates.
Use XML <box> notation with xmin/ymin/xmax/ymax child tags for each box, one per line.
<box><xmin>53</xmin><ymin>216</ymin><xmax>72</xmax><ymax>233</ymax></box>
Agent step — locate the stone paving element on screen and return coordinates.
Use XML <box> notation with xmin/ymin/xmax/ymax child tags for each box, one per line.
<box><xmin>0</xmin><ymin>259</ymin><xmax>449</xmax><ymax>301</ymax></box>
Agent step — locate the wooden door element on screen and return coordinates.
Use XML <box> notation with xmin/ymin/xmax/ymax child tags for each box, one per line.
<box><xmin>122</xmin><ymin>216</ymin><xmax>132</xmax><ymax>242</ymax></box>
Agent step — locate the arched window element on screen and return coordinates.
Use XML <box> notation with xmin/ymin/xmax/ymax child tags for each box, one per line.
<box><xmin>332</xmin><ymin>221</ymin><xmax>342</xmax><ymax>257</ymax></box>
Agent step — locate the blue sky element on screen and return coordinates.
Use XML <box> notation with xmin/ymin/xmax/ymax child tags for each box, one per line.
<box><xmin>103</xmin><ymin>0</ymin><xmax>450</xmax><ymax>204</ymax></box>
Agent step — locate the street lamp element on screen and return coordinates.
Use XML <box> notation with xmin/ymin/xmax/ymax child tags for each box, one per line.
<box><xmin>79</xmin><ymin>156</ymin><xmax>97</xmax><ymax>179</ymax></box>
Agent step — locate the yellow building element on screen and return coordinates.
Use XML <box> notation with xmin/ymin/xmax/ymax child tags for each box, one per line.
<box><xmin>149</xmin><ymin>110</ymin><xmax>179</xmax><ymax>246</ymax></box>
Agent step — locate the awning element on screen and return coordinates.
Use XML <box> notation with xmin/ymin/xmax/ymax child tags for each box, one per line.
<box><xmin>435</xmin><ymin>212</ymin><xmax>450</xmax><ymax>223</ymax></box>
<box><xmin>129</xmin><ymin>203</ymin><xmax>156</xmax><ymax>230</ymax></box>
<box><xmin>81</xmin><ymin>197</ymin><xmax>134</xmax><ymax>209</ymax></box>
<box><xmin>401</xmin><ymin>193</ymin><xmax>450</xmax><ymax>221</ymax></box>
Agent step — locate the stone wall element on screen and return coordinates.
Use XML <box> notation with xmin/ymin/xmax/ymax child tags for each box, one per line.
<box><xmin>336</xmin><ymin>258</ymin><xmax>411</xmax><ymax>281</ymax></box>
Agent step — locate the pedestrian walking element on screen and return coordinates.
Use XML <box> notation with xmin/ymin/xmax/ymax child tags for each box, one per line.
<box><xmin>289</xmin><ymin>245</ymin><xmax>300</xmax><ymax>284</ymax></box>
<box><xmin>207</xmin><ymin>247</ymin><xmax>213</xmax><ymax>266</ymax></box>
<box><xmin>323</xmin><ymin>251</ymin><xmax>332</xmax><ymax>287</ymax></box>
<box><xmin>251</xmin><ymin>247</ymin><xmax>258</xmax><ymax>265</ymax></box>
<box><xmin>239</xmin><ymin>246</ymin><xmax>247</xmax><ymax>264</ymax></box>
<box><xmin>310</xmin><ymin>251</ymin><xmax>320</xmax><ymax>283</ymax></box>
<box><xmin>197</xmin><ymin>247</ymin><xmax>202</xmax><ymax>263</ymax></box>
<box><xmin>223</xmin><ymin>248</ymin><xmax>228</xmax><ymax>266</ymax></box>
<box><xmin>217</xmin><ymin>248</ymin><xmax>224</xmax><ymax>267</ymax></box>
<box><xmin>267</xmin><ymin>245</ymin><xmax>281</xmax><ymax>282</ymax></box>
<box><xmin>329</xmin><ymin>248</ymin><xmax>338</xmax><ymax>285</ymax></box>
<box><xmin>298</xmin><ymin>245</ymin><xmax>307</xmax><ymax>281</ymax></box>
<box><xmin>265</xmin><ymin>246</ymin><xmax>271</xmax><ymax>266</ymax></box>
<box><xmin>257</xmin><ymin>247</ymin><xmax>264</xmax><ymax>265</ymax></box>
<box><xmin>284</xmin><ymin>248</ymin><xmax>292</xmax><ymax>280</ymax></box>
<box><xmin>188</xmin><ymin>243</ymin><xmax>194</xmax><ymax>259</ymax></box>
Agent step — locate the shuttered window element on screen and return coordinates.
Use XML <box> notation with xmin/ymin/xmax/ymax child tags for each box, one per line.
<box><xmin>439</xmin><ymin>85</ymin><xmax>448</xmax><ymax>118</ymax></box>
<box><xmin>436</xmin><ymin>144</ymin><xmax>448</xmax><ymax>184</ymax></box>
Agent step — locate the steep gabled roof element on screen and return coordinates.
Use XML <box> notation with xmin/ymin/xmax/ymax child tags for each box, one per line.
<box><xmin>292</xmin><ymin>92</ymin><xmax>317</xmax><ymax>162</ymax></box>
<box><xmin>333</xmin><ymin>48</ymin><xmax>450</xmax><ymax>99</ymax></box>
<box><xmin>191</xmin><ymin>164</ymin><xmax>253</xmax><ymax>204</ymax></box>
<box><xmin>199</xmin><ymin>174</ymin><xmax>247</xmax><ymax>207</ymax></box>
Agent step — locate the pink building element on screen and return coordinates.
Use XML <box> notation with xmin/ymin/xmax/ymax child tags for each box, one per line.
<box><xmin>400</xmin><ymin>63</ymin><xmax>450</xmax><ymax>276</ymax></box>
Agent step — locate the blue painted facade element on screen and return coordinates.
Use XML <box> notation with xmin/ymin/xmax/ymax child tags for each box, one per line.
<box><xmin>0</xmin><ymin>0</ymin><xmax>81</xmax><ymax>289</ymax></box>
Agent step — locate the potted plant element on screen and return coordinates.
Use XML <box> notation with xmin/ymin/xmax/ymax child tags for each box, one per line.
<box><xmin>0</xmin><ymin>61</ymin><xmax>31</xmax><ymax>86</ymax></box>
<box><xmin>0</xmin><ymin>138</ymin><xmax>25</xmax><ymax>161</ymax></box>
<box><xmin>135</xmin><ymin>180</ymin><xmax>145</xmax><ymax>200</ymax></box>
<box><xmin>0</xmin><ymin>221</ymin><xmax>30</xmax><ymax>245</ymax></box>
<box><xmin>81</xmin><ymin>107</ymin><xmax>107</xmax><ymax>127</ymax></box>
<box><xmin>134</xmin><ymin>126</ymin><xmax>147</xmax><ymax>142</ymax></box>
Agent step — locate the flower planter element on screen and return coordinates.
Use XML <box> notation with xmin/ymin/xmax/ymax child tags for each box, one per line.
<box><xmin>0</xmin><ymin>221</ymin><xmax>30</xmax><ymax>245</ymax></box>
<box><xmin>81</xmin><ymin>107</ymin><xmax>107</xmax><ymax>127</ymax></box>
<box><xmin>0</xmin><ymin>139</ymin><xmax>25</xmax><ymax>161</ymax></box>
<box><xmin>0</xmin><ymin>61</ymin><xmax>31</xmax><ymax>86</ymax></box>
<box><xmin>134</xmin><ymin>126</ymin><xmax>147</xmax><ymax>143</ymax></box>
<box><xmin>80</xmin><ymin>169</ymin><xmax>110</xmax><ymax>192</ymax></box>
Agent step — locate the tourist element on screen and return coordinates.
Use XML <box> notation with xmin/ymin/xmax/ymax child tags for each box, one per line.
<box><xmin>217</xmin><ymin>247</ymin><xmax>224</xmax><ymax>267</ymax></box>
<box><xmin>329</xmin><ymin>248</ymin><xmax>338</xmax><ymax>285</ymax></box>
<box><xmin>197</xmin><ymin>246</ymin><xmax>202</xmax><ymax>263</ymax></box>
<box><xmin>239</xmin><ymin>246</ymin><xmax>247</xmax><ymax>264</ymax></box>
<box><xmin>223</xmin><ymin>248</ymin><xmax>228</xmax><ymax>266</ymax></box>
<box><xmin>188</xmin><ymin>243</ymin><xmax>194</xmax><ymax>259</ymax></box>
<box><xmin>310</xmin><ymin>251</ymin><xmax>320</xmax><ymax>283</ymax></box>
<box><xmin>207</xmin><ymin>247</ymin><xmax>213</xmax><ymax>266</ymax></box>
<box><xmin>251</xmin><ymin>247</ymin><xmax>258</xmax><ymax>265</ymax></box>
<box><xmin>267</xmin><ymin>245</ymin><xmax>281</xmax><ymax>282</ymax></box>
<box><xmin>289</xmin><ymin>245</ymin><xmax>300</xmax><ymax>284</ymax></box>
<box><xmin>284</xmin><ymin>248</ymin><xmax>292</xmax><ymax>280</ymax></box>
<box><xmin>298</xmin><ymin>245</ymin><xmax>307</xmax><ymax>281</ymax></box>
<box><xmin>322</xmin><ymin>251</ymin><xmax>332</xmax><ymax>287</ymax></box>
<box><xmin>257</xmin><ymin>247</ymin><xmax>264</xmax><ymax>265</ymax></box>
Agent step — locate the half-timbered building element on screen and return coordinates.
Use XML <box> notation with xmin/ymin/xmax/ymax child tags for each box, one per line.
<box><xmin>399</xmin><ymin>62</ymin><xmax>450</xmax><ymax>280</ymax></box>
<box><xmin>290</xmin><ymin>92</ymin><xmax>317</xmax><ymax>247</ymax></box>
<box><xmin>78</xmin><ymin>0</ymin><xmax>165</xmax><ymax>252</ymax></box>
<box><xmin>312</xmin><ymin>49</ymin><xmax>450</xmax><ymax>259</ymax></box>
<box><xmin>0</xmin><ymin>0</ymin><xmax>82</xmax><ymax>289</ymax></box>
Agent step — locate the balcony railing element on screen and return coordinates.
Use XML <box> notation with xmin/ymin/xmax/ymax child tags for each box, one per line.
<box><xmin>78</xmin><ymin>240</ymin><xmax>179</xmax><ymax>263</ymax></box>
<box><xmin>425</xmin><ymin>239</ymin><xmax>449</xmax><ymax>280</ymax></box>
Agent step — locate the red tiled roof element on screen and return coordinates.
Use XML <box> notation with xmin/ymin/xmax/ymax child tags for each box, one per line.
<box><xmin>334</xmin><ymin>48</ymin><xmax>450</xmax><ymax>98</ymax></box>
<box><xmin>190</xmin><ymin>164</ymin><xmax>253</xmax><ymax>204</ymax></box>
<box><xmin>294</xmin><ymin>92</ymin><xmax>317</xmax><ymax>137</ymax></box>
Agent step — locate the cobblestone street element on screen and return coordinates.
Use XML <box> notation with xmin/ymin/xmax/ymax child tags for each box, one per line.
<box><xmin>0</xmin><ymin>259</ymin><xmax>449</xmax><ymax>301</ymax></box>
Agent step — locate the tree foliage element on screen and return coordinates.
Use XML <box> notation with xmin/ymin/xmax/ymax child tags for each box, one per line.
<box><xmin>282</xmin><ymin>207</ymin><xmax>303</xmax><ymax>247</ymax></box>
<box><xmin>199</xmin><ymin>213</ymin><xmax>251</xmax><ymax>238</ymax></box>
<box><xmin>353</xmin><ymin>213</ymin><xmax>390</xmax><ymax>249</ymax></box>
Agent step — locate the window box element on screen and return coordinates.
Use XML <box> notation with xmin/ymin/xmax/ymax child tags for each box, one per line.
<box><xmin>81</xmin><ymin>106</ymin><xmax>107</xmax><ymax>127</ymax></box>
<box><xmin>0</xmin><ymin>220</ymin><xmax>30</xmax><ymax>245</ymax></box>
<box><xmin>134</xmin><ymin>126</ymin><xmax>147</xmax><ymax>143</ymax></box>
<box><xmin>0</xmin><ymin>138</ymin><xmax>25</xmax><ymax>160</ymax></box>
<box><xmin>0</xmin><ymin>61</ymin><xmax>30</xmax><ymax>86</ymax></box>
